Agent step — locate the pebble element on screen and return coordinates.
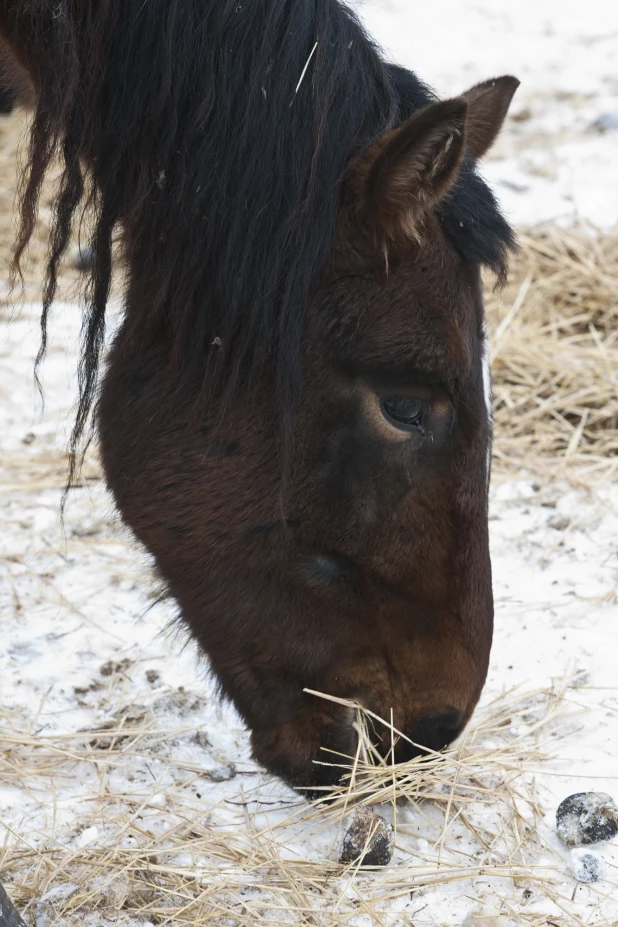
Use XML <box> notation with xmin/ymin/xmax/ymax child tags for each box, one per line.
<box><xmin>339</xmin><ymin>807</ymin><xmax>393</xmax><ymax>867</ymax></box>
<box><xmin>556</xmin><ymin>792</ymin><xmax>618</xmax><ymax>847</ymax></box>
<box><xmin>569</xmin><ymin>848</ymin><xmax>605</xmax><ymax>883</ymax></box>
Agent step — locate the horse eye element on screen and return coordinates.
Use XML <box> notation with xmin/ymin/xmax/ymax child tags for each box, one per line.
<box><xmin>380</xmin><ymin>396</ymin><xmax>426</xmax><ymax>432</ymax></box>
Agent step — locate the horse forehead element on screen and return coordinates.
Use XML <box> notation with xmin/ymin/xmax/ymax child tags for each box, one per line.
<box><xmin>388</xmin><ymin>246</ymin><xmax>477</xmax><ymax>319</ymax></box>
<box><xmin>354</xmin><ymin>266</ymin><xmax>479</xmax><ymax>372</ymax></box>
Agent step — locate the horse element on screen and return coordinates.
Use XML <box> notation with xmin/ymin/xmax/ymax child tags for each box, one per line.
<box><xmin>0</xmin><ymin>0</ymin><xmax>518</xmax><ymax>795</ymax></box>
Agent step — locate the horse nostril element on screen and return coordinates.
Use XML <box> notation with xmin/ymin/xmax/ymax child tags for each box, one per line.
<box><xmin>403</xmin><ymin>708</ymin><xmax>464</xmax><ymax>759</ymax></box>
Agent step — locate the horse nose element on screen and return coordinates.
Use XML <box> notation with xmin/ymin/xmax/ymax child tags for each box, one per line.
<box><xmin>399</xmin><ymin>708</ymin><xmax>463</xmax><ymax>761</ymax></box>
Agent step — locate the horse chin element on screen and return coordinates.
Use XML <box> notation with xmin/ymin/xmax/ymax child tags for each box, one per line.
<box><xmin>249</xmin><ymin>705</ymin><xmax>358</xmax><ymax>797</ymax></box>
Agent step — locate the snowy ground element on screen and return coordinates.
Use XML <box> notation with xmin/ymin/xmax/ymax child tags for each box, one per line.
<box><xmin>355</xmin><ymin>0</ymin><xmax>618</xmax><ymax>229</ymax></box>
<box><xmin>1</xmin><ymin>1</ymin><xmax>618</xmax><ymax>925</ymax></box>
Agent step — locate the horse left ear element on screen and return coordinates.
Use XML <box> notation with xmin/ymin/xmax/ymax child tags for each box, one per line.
<box><xmin>461</xmin><ymin>76</ymin><xmax>520</xmax><ymax>161</ymax></box>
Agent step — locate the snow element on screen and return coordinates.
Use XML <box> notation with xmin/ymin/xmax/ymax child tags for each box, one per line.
<box><xmin>1</xmin><ymin>0</ymin><xmax>618</xmax><ymax>924</ymax></box>
<box><xmin>353</xmin><ymin>0</ymin><xmax>618</xmax><ymax>229</ymax></box>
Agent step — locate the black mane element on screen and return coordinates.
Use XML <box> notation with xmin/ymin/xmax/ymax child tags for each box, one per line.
<box><xmin>11</xmin><ymin>0</ymin><xmax>513</xmax><ymax>477</ymax></box>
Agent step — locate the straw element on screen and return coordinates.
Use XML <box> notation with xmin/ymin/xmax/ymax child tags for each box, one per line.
<box><xmin>0</xmin><ymin>681</ymin><xmax>603</xmax><ymax>926</ymax></box>
<box><xmin>486</xmin><ymin>225</ymin><xmax>618</xmax><ymax>484</ymax></box>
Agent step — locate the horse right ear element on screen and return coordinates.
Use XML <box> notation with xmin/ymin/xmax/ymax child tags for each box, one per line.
<box><xmin>348</xmin><ymin>98</ymin><xmax>468</xmax><ymax>253</ymax></box>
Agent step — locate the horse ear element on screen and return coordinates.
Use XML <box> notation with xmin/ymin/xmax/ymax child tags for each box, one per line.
<box><xmin>350</xmin><ymin>98</ymin><xmax>468</xmax><ymax>249</ymax></box>
<box><xmin>461</xmin><ymin>76</ymin><xmax>520</xmax><ymax>161</ymax></box>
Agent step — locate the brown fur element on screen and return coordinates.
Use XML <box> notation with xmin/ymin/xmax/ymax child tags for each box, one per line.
<box><xmin>98</xmin><ymin>84</ymin><xmax>515</xmax><ymax>792</ymax></box>
<box><xmin>348</xmin><ymin>98</ymin><xmax>468</xmax><ymax>255</ymax></box>
<box><xmin>461</xmin><ymin>76</ymin><xmax>520</xmax><ymax>160</ymax></box>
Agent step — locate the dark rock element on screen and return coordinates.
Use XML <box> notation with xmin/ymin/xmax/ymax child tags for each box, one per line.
<box><xmin>556</xmin><ymin>792</ymin><xmax>618</xmax><ymax>847</ymax></box>
<box><xmin>340</xmin><ymin>807</ymin><xmax>393</xmax><ymax>868</ymax></box>
<box><xmin>569</xmin><ymin>849</ymin><xmax>604</xmax><ymax>883</ymax></box>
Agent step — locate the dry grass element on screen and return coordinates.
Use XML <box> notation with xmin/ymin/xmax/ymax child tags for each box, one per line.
<box><xmin>487</xmin><ymin>225</ymin><xmax>618</xmax><ymax>484</ymax></box>
<box><xmin>0</xmin><ymin>681</ymin><xmax>599</xmax><ymax>927</ymax></box>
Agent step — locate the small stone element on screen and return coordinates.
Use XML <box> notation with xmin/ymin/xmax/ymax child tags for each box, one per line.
<box><xmin>548</xmin><ymin>515</ymin><xmax>570</xmax><ymax>531</ymax></box>
<box><xmin>569</xmin><ymin>848</ymin><xmax>604</xmax><ymax>883</ymax></box>
<box><xmin>556</xmin><ymin>792</ymin><xmax>618</xmax><ymax>847</ymax></box>
<box><xmin>207</xmin><ymin>763</ymin><xmax>236</xmax><ymax>782</ymax></box>
<box><xmin>339</xmin><ymin>807</ymin><xmax>393</xmax><ymax>867</ymax></box>
<box><xmin>145</xmin><ymin>669</ymin><xmax>160</xmax><ymax>685</ymax></box>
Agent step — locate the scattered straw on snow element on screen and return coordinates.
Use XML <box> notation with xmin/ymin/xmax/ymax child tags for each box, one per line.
<box><xmin>0</xmin><ymin>681</ymin><xmax>597</xmax><ymax>926</ymax></box>
<box><xmin>486</xmin><ymin>225</ymin><xmax>618</xmax><ymax>484</ymax></box>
